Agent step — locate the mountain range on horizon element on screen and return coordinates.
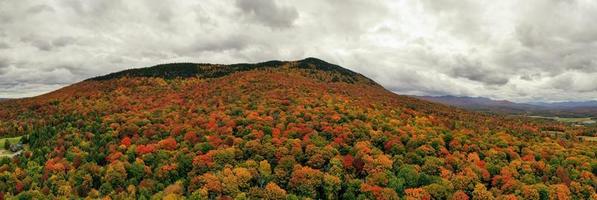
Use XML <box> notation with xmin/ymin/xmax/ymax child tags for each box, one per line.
<box><xmin>414</xmin><ymin>95</ymin><xmax>597</xmax><ymax>117</ymax></box>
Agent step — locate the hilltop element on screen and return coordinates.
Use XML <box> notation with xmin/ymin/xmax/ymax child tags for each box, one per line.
<box><xmin>0</xmin><ymin>58</ymin><xmax>595</xmax><ymax>199</ymax></box>
<box><xmin>88</xmin><ymin>58</ymin><xmax>378</xmax><ymax>86</ymax></box>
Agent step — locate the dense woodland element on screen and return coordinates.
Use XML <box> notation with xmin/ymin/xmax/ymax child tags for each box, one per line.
<box><xmin>0</xmin><ymin>59</ymin><xmax>595</xmax><ymax>199</ymax></box>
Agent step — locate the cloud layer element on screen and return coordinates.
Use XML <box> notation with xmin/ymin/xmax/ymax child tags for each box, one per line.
<box><xmin>1</xmin><ymin>0</ymin><xmax>596</xmax><ymax>102</ymax></box>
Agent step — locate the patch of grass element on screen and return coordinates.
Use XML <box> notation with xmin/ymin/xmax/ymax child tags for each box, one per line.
<box><xmin>0</xmin><ymin>150</ymin><xmax>11</xmax><ymax>157</ymax></box>
<box><xmin>528</xmin><ymin>116</ymin><xmax>595</xmax><ymax>123</ymax></box>
<box><xmin>0</xmin><ymin>136</ymin><xmax>21</xmax><ymax>149</ymax></box>
<box><xmin>556</xmin><ymin>117</ymin><xmax>593</xmax><ymax>123</ymax></box>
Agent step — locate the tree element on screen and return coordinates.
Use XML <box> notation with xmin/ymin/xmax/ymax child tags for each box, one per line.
<box><xmin>471</xmin><ymin>184</ymin><xmax>494</xmax><ymax>200</ymax></box>
<box><xmin>549</xmin><ymin>184</ymin><xmax>571</xmax><ymax>200</ymax></box>
<box><xmin>421</xmin><ymin>157</ymin><xmax>444</xmax><ymax>176</ymax></box>
<box><xmin>451</xmin><ymin>190</ymin><xmax>469</xmax><ymax>200</ymax></box>
<box><xmin>520</xmin><ymin>185</ymin><xmax>539</xmax><ymax>200</ymax></box>
<box><xmin>404</xmin><ymin>188</ymin><xmax>431</xmax><ymax>200</ymax></box>
<box><xmin>159</xmin><ymin>137</ymin><xmax>177</xmax><ymax>150</ymax></box>
<box><xmin>120</xmin><ymin>136</ymin><xmax>132</xmax><ymax>147</ymax></box>
<box><xmin>103</xmin><ymin>161</ymin><xmax>127</xmax><ymax>190</ymax></box>
<box><xmin>259</xmin><ymin>160</ymin><xmax>273</xmax><ymax>185</ymax></box>
<box><xmin>361</xmin><ymin>183</ymin><xmax>399</xmax><ymax>200</ymax></box>
<box><xmin>184</xmin><ymin>131</ymin><xmax>199</xmax><ymax>143</ymax></box>
<box><xmin>423</xmin><ymin>180</ymin><xmax>454</xmax><ymax>200</ymax></box>
<box><xmin>264</xmin><ymin>182</ymin><xmax>287</xmax><ymax>200</ymax></box>
<box><xmin>136</xmin><ymin>144</ymin><xmax>157</xmax><ymax>155</ymax></box>
<box><xmin>163</xmin><ymin>181</ymin><xmax>184</xmax><ymax>196</ymax></box>
<box><xmin>323</xmin><ymin>174</ymin><xmax>341</xmax><ymax>199</ymax></box>
<box><xmin>4</xmin><ymin>139</ymin><xmax>11</xmax><ymax>150</ymax></box>
<box><xmin>397</xmin><ymin>165</ymin><xmax>420</xmax><ymax>188</ymax></box>
<box><xmin>200</xmin><ymin>173</ymin><xmax>222</xmax><ymax>196</ymax></box>
<box><xmin>288</xmin><ymin>166</ymin><xmax>323</xmax><ymax>198</ymax></box>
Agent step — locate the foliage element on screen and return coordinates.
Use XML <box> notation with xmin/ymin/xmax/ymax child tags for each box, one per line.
<box><xmin>0</xmin><ymin>59</ymin><xmax>595</xmax><ymax>199</ymax></box>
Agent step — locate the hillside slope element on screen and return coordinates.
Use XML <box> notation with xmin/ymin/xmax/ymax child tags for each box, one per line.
<box><xmin>0</xmin><ymin>58</ymin><xmax>595</xmax><ymax>199</ymax></box>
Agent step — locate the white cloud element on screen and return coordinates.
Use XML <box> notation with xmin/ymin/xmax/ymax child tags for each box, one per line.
<box><xmin>0</xmin><ymin>0</ymin><xmax>596</xmax><ymax>102</ymax></box>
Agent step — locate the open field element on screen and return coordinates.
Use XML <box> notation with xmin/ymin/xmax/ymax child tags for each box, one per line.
<box><xmin>0</xmin><ymin>136</ymin><xmax>22</xmax><ymax>157</ymax></box>
<box><xmin>0</xmin><ymin>149</ymin><xmax>19</xmax><ymax>158</ymax></box>
<box><xmin>0</xmin><ymin>136</ymin><xmax>21</xmax><ymax>148</ymax></box>
<box><xmin>528</xmin><ymin>116</ymin><xmax>596</xmax><ymax>123</ymax></box>
<box><xmin>577</xmin><ymin>136</ymin><xmax>597</xmax><ymax>142</ymax></box>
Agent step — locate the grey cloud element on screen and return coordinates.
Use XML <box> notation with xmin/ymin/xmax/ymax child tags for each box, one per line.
<box><xmin>51</xmin><ymin>65</ymin><xmax>89</xmax><ymax>76</ymax></box>
<box><xmin>2</xmin><ymin>63</ymin><xmax>77</xmax><ymax>86</ymax></box>
<box><xmin>191</xmin><ymin>37</ymin><xmax>249</xmax><ymax>53</ymax></box>
<box><xmin>383</xmin><ymin>68</ymin><xmax>477</xmax><ymax>98</ymax></box>
<box><xmin>0</xmin><ymin>57</ymin><xmax>10</xmax><ymax>75</ymax></box>
<box><xmin>449</xmin><ymin>57</ymin><xmax>510</xmax><ymax>85</ymax></box>
<box><xmin>544</xmin><ymin>74</ymin><xmax>597</xmax><ymax>94</ymax></box>
<box><xmin>20</xmin><ymin>36</ymin><xmax>52</xmax><ymax>51</ymax></box>
<box><xmin>62</xmin><ymin>0</ymin><xmax>125</xmax><ymax>17</ymax></box>
<box><xmin>550</xmin><ymin>74</ymin><xmax>574</xmax><ymax>91</ymax></box>
<box><xmin>52</xmin><ymin>36</ymin><xmax>77</xmax><ymax>47</ymax></box>
<box><xmin>516</xmin><ymin>24</ymin><xmax>542</xmax><ymax>48</ymax></box>
<box><xmin>174</xmin><ymin>35</ymin><xmax>252</xmax><ymax>56</ymax></box>
<box><xmin>520</xmin><ymin>73</ymin><xmax>542</xmax><ymax>81</ymax></box>
<box><xmin>0</xmin><ymin>0</ymin><xmax>596</xmax><ymax>102</ymax></box>
<box><xmin>0</xmin><ymin>41</ymin><xmax>9</xmax><ymax>49</ymax></box>
<box><xmin>26</xmin><ymin>4</ymin><xmax>55</xmax><ymax>14</ymax></box>
<box><xmin>20</xmin><ymin>35</ymin><xmax>77</xmax><ymax>51</ymax></box>
<box><xmin>33</xmin><ymin>40</ymin><xmax>52</xmax><ymax>51</ymax></box>
<box><xmin>235</xmin><ymin>0</ymin><xmax>298</xmax><ymax>28</ymax></box>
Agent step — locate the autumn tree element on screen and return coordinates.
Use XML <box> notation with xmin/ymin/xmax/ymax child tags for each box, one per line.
<box><xmin>288</xmin><ymin>165</ymin><xmax>323</xmax><ymax>198</ymax></box>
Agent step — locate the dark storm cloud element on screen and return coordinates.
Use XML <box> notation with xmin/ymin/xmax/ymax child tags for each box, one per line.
<box><xmin>235</xmin><ymin>0</ymin><xmax>299</xmax><ymax>28</ymax></box>
<box><xmin>0</xmin><ymin>0</ymin><xmax>596</xmax><ymax>102</ymax></box>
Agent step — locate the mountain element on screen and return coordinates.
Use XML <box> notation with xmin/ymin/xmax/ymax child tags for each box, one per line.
<box><xmin>414</xmin><ymin>95</ymin><xmax>597</xmax><ymax>118</ymax></box>
<box><xmin>414</xmin><ymin>95</ymin><xmax>540</xmax><ymax>113</ymax></box>
<box><xmin>88</xmin><ymin>58</ymin><xmax>378</xmax><ymax>85</ymax></box>
<box><xmin>0</xmin><ymin>58</ymin><xmax>595</xmax><ymax>199</ymax></box>
<box><xmin>528</xmin><ymin>101</ymin><xmax>597</xmax><ymax>108</ymax></box>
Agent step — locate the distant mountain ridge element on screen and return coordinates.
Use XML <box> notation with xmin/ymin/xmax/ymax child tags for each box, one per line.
<box><xmin>528</xmin><ymin>100</ymin><xmax>597</xmax><ymax>108</ymax></box>
<box><xmin>414</xmin><ymin>95</ymin><xmax>597</xmax><ymax>117</ymax></box>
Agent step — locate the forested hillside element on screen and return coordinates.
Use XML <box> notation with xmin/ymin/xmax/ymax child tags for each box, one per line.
<box><xmin>0</xmin><ymin>58</ymin><xmax>595</xmax><ymax>199</ymax></box>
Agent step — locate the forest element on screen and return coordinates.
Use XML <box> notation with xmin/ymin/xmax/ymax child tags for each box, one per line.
<box><xmin>0</xmin><ymin>59</ymin><xmax>595</xmax><ymax>199</ymax></box>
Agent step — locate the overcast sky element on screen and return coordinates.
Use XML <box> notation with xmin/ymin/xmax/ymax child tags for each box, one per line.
<box><xmin>1</xmin><ymin>0</ymin><xmax>596</xmax><ymax>102</ymax></box>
